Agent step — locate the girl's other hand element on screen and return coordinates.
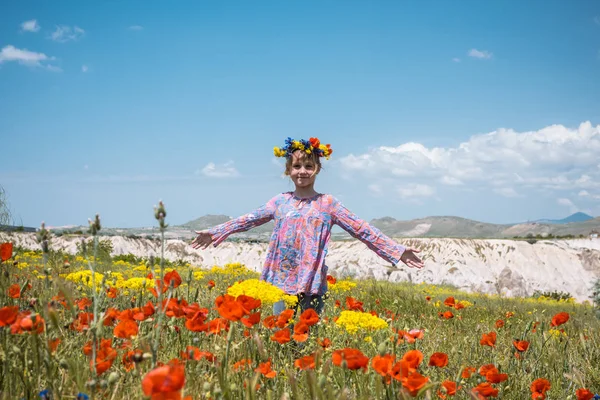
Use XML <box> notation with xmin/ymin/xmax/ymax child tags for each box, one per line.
<box><xmin>191</xmin><ymin>230</ymin><xmax>214</xmax><ymax>250</ymax></box>
<box><xmin>400</xmin><ymin>247</ymin><xmax>425</xmax><ymax>269</ymax></box>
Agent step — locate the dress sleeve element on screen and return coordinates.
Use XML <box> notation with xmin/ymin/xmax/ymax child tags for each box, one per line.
<box><xmin>331</xmin><ymin>197</ymin><xmax>405</xmax><ymax>266</ymax></box>
<box><xmin>208</xmin><ymin>195</ymin><xmax>278</xmax><ymax>246</ymax></box>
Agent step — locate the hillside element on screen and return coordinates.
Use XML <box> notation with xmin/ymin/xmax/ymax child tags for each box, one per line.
<box><xmin>532</xmin><ymin>212</ymin><xmax>594</xmax><ymax>225</ymax></box>
<box><xmin>3</xmin><ymin>232</ymin><xmax>599</xmax><ymax>302</ymax></box>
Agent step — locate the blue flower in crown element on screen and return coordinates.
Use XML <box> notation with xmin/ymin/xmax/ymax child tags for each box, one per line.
<box><xmin>273</xmin><ymin>137</ymin><xmax>333</xmax><ymax>160</ymax></box>
<box><xmin>76</xmin><ymin>393</ymin><xmax>90</xmax><ymax>400</ymax></box>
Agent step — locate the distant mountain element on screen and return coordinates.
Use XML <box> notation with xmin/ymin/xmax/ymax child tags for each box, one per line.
<box><xmin>179</xmin><ymin>214</ymin><xmax>274</xmax><ymax>234</ymax></box>
<box><xmin>531</xmin><ymin>212</ymin><xmax>594</xmax><ymax>225</ymax></box>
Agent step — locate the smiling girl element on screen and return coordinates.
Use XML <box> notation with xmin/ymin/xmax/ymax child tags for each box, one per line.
<box><xmin>191</xmin><ymin>137</ymin><xmax>424</xmax><ymax>315</ymax></box>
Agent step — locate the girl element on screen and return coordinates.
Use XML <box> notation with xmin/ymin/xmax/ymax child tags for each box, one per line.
<box><xmin>191</xmin><ymin>137</ymin><xmax>424</xmax><ymax>315</ymax></box>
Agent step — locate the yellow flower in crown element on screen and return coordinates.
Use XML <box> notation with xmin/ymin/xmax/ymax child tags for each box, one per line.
<box><xmin>273</xmin><ymin>137</ymin><xmax>333</xmax><ymax>159</ymax></box>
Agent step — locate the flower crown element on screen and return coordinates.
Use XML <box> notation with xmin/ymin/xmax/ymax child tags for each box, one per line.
<box><xmin>273</xmin><ymin>137</ymin><xmax>333</xmax><ymax>160</ymax></box>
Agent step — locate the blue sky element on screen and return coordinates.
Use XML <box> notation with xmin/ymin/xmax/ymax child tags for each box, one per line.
<box><xmin>1</xmin><ymin>1</ymin><xmax>600</xmax><ymax>228</ymax></box>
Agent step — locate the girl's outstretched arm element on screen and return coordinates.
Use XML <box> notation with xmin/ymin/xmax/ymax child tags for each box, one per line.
<box><xmin>331</xmin><ymin>198</ymin><xmax>424</xmax><ymax>269</ymax></box>
<box><xmin>191</xmin><ymin>196</ymin><xmax>278</xmax><ymax>249</ymax></box>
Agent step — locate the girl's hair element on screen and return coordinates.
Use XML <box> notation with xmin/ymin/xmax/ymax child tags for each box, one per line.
<box><xmin>284</xmin><ymin>150</ymin><xmax>322</xmax><ymax>176</ymax></box>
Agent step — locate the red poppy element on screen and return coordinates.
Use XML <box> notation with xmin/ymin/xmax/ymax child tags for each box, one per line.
<box><xmin>513</xmin><ymin>340</ymin><xmax>529</xmax><ymax>352</ymax></box>
<box><xmin>299</xmin><ymin>308</ymin><xmax>320</xmax><ymax>326</ymax></box>
<box><xmin>184</xmin><ymin>312</ymin><xmax>208</xmax><ymax>332</ymax></box>
<box><xmin>478</xmin><ymin>364</ymin><xmax>497</xmax><ymax>376</ymax></box>
<box><xmin>107</xmin><ymin>287</ymin><xmax>118</xmax><ymax>298</ymax></box>
<box><xmin>371</xmin><ymin>354</ymin><xmax>395</xmax><ymax>377</ymax></box>
<box><xmin>262</xmin><ymin>315</ymin><xmax>276</xmax><ymax>329</ymax></box>
<box><xmin>233</xmin><ymin>359</ymin><xmax>252</xmax><ymax>372</ymax></box>
<box><xmin>531</xmin><ymin>378</ymin><xmax>551</xmax><ymax>399</ymax></box>
<box><xmin>241</xmin><ymin>312</ymin><xmax>261</xmax><ymax>328</ymax></box>
<box><xmin>0</xmin><ymin>243</ymin><xmax>13</xmax><ymax>262</ymax></box>
<box><xmin>206</xmin><ymin>318</ymin><xmax>229</xmax><ymax>335</ymax></box>
<box><xmin>236</xmin><ymin>295</ymin><xmax>261</xmax><ymax>314</ymax></box>
<box><xmin>275</xmin><ymin>309</ymin><xmax>294</xmax><ymax>328</ymax></box>
<box><xmin>439</xmin><ymin>311</ymin><xmax>454</xmax><ymax>319</ymax></box>
<box><xmin>309</xmin><ymin>137</ymin><xmax>320</xmax><ymax>148</ymax></box>
<box><xmin>461</xmin><ymin>366</ymin><xmax>476</xmax><ymax>379</ymax></box>
<box><xmin>8</xmin><ymin>284</ymin><xmax>20</xmax><ymax>299</ymax></box>
<box><xmin>142</xmin><ymin>361</ymin><xmax>186</xmax><ymax>399</ymax></box>
<box><xmin>440</xmin><ymin>380</ymin><xmax>460</xmax><ymax>397</ymax></box>
<box><xmin>271</xmin><ymin>328</ymin><xmax>291</xmax><ymax>344</ymax></box>
<box><xmin>255</xmin><ymin>360</ymin><xmax>277</xmax><ymax>378</ymax></box>
<box><xmin>207</xmin><ymin>280</ymin><xmax>215</xmax><ymax>289</ymax></box>
<box><xmin>103</xmin><ymin>308</ymin><xmax>120</xmax><ymax>326</ymax></box>
<box><xmin>401</xmin><ymin>371</ymin><xmax>429</xmax><ymax>397</ymax></box>
<box><xmin>294</xmin><ymin>354</ymin><xmax>316</xmax><ymax>370</ymax></box>
<box><xmin>292</xmin><ymin>321</ymin><xmax>309</xmax><ymax>342</ymax></box>
<box><xmin>480</xmin><ymin>332</ymin><xmax>497</xmax><ymax>347</ymax></box>
<box><xmin>401</xmin><ymin>350</ymin><xmax>423</xmax><ymax>371</ymax></box>
<box><xmin>550</xmin><ymin>312</ymin><xmax>569</xmax><ymax>327</ymax></box>
<box><xmin>75</xmin><ymin>298</ymin><xmax>93</xmax><ymax>310</ymax></box>
<box><xmin>48</xmin><ymin>338</ymin><xmax>61</xmax><ymax>353</ymax></box>
<box><xmin>71</xmin><ymin>312</ymin><xmax>94</xmax><ymax>331</ymax></box>
<box><xmin>472</xmin><ymin>382</ymin><xmax>498</xmax><ymax>398</ymax></box>
<box><xmin>181</xmin><ymin>346</ymin><xmax>215</xmax><ymax>362</ymax></box>
<box><xmin>326</xmin><ymin>275</ymin><xmax>336</xmax><ymax>284</ymax></box>
<box><xmin>114</xmin><ymin>320</ymin><xmax>139</xmax><ymax>339</ymax></box>
<box><xmin>0</xmin><ymin>307</ymin><xmax>20</xmax><ymax>328</ymax></box>
<box><xmin>505</xmin><ymin>311</ymin><xmax>515</xmax><ymax>319</ymax></box>
<box><xmin>217</xmin><ymin>298</ymin><xmax>245</xmax><ymax>322</ymax></box>
<box><xmin>428</xmin><ymin>352</ymin><xmax>448</xmax><ymax>368</ymax></box>
<box><xmin>11</xmin><ymin>312</ymin><xmax>45</xmax><ymax>334</ymax></box>
<box><xmin>122</xmin><ymin>349</ymin><xmax>143</xmax><ymax>371</ymax></box>
<box><xmin>397</xmin><ymin>329</ymin><xmax>424</xmax><ymax>344</ymax></box>
<box><xmin>495</xmin><ymin>319</ymin><xmax>505</xmax><ymax>328</ymax></box>
<box><xmin>92</xmin><ymin>345</ymin><xmax>117</xmax><ymax>375</ymax></box>
<box><xmin>318</xmin><ymin>337</ymin><xmax>332</xmax><ymax>349</ymax></box>
<box><xmin>485</xmin><ymin>368</ymin><xmax>508</xmax><ymax>384</ymax></box>
<box><xmin>443</xmin><ymin>297</ymin><xmax>456</xmax><ymax>307</ymax></box>
<box><xmin>576</xmin><ymin>388</ymin><xmax>594</xmax><ymax>400</ymax></box>
<box><xmin>345</xmin><ymin>297</ymin><xmax>364</xmax><ymax>312</ymax></box>
<box><xmin>332</xmin><ymin>348</ymin><xmax>369</xmax><ymax>371</ymax></box>
<box><xmin>164</xmin><ymin>270</ymin><xmax>182</xmax><ymax>289</ymax></box>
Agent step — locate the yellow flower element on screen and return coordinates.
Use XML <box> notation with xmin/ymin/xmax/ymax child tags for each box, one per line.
<box><xmin>335</xmin><ymin>310</ymin><xmax>388</xmax><ymax>334</ymax></box>
<box><xmin>329</xmin><ymin>279</ymin><xmax>357</xmax><ymax>293</ymax></box>
<box><xmin>227</xmin><ymin>279</ymin><xmax>298</xmax><ymax>307</ymax></box>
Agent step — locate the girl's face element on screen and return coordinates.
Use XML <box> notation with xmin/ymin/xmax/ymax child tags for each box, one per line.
<box><xmin>288</xmin><ymin>151</ymin><xmax>319</xmax><ymax>189</ymax></box>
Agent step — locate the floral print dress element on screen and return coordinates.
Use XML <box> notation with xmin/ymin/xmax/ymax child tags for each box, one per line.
<box><xmin>208</xmin><ymin>192</ymin><xmax>406</xmax><ymax>295</ymax></box>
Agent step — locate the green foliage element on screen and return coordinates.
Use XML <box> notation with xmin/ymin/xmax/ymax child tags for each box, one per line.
<box><xmin>593</xmin><ymin>278</ymin><xmax>600</xmax><ymax>319</ymax></box>
<box><xmin>532</xmin><ymin>290</ymin><xmax>573</xmax><ymax>302</ymax></box>
<box><xmin>76</xmin><ymin>238</ymin><xmax>114</xmax><ymax>262</ymax></box>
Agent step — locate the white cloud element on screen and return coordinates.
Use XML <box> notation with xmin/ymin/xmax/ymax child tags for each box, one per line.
<box><xmin>579</xmin><ymin>190</ymin><xmax>589</xmax><ymax>197</ymax></box>
<box><xmin>81</xmin><ymin>65</ymin><xmax>89</xmax><ymax>72</ymax></box>
<box><xmin>397</xmin><ymin>184</ymin><xmax>435</xmax><ymax>199</ymax></box>
<box><xmin>494</xmin><ymin>187</ymin><xmax>520</xmax><ymax>198</ymax></box>
<box><xmin>0</xmin><ymin>45</ymin><xmax>60</xmax><ymax>71</ymax></box>
<box><xmin>557</xmin><ymin>198</ymin><xmax>579</xmax><ymax>213</ymax></box>
<box><xmin>339</xmin><ymin>121</ymin><xmax>600</xmax><ymax>201</ymax></box>
<box><xmin>128</xmin><ymin>25</ymin><xmax>144</xmax><ymax>31</ymax></box>
<box><xmin>452</xmin><ymin>57</ymin><xmax>461</xmax><ymax>63</ymax></box>
<box><xmin>50</xmin><ymin>25</ymin><xmax>85</xmax><ymax>42</ymax></box>
<box><xmin>197</xmin><ymin>161</ymin><xmax>239</xmax><ymax>178</ymax></box>
<box><xmin>21</xmin><ymin>19</ymin><xmax>40</xmax><ymax>33</ymax></box>
<box><xmin>468</xmin><ymin>48</ymin><xmax>493</xmax><ymax>59</ymax></box>
<box><xmin>368</xmin><ymin>184</ymin><xmax>383</xmax><ymax>196</ymax></box>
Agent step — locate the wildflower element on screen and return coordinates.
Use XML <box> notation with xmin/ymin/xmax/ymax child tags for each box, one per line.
<box><xmin>513</xmin><ymin>339</ymin><xmax>530</xmax><ymax>353</ymax></box>
<box><xmin>227</xmin><ymin>279</ymin><xmax>297</xmax><ymax>306</ymax></box>
<box><xmin>180</xmin><ymin>346</ymin><xmax>215</xmax><ymax>363</ymax></box>
<box><xmin>318</xmin><ymin>337</ymin><xmax>332</xmax><ymax>349</ymax></box>
<box><xmin>271</xmin><ymin>328</ymin><xmax>291</xmax><ymax>344</ymax></box>
<box><xmin>113</xmin><ymin>320</ymin><xmax>139</xmax><ymax>339</ymax></box>
<box><xmin>480</xmin><ymin>332</ymin><xmax>497</xmax><ymax>347</ymax></box>
<box><xmin>207</xmin><ymin>280</ymin><xmax>215</xmax><ymax>289</ymax></box>
<box><xmin>495</xmin><ymin>319</ymin><xmax>504</xmax><ymax>328</ymax></box>
<box><xmin>8</xmin><ymin>284</ymin><xmax>21</xmax><ymax>298</ymax></box>
<box><xmin>106</xmin><ymin>287</ymin><xmax>118</xmax><ymax>298</ymax></box>
<box><xmin>299</xmin><ymin>308</ymin><xmax>319</xmax><ymax>326</ymax></box>
<box><xmin>345</xmin><ymin>296</ymin><xmax>364</xmax><ymax>311</ymax></box>
<box><xmin>76</xmin><ymin>393</ymin><xmax>89</xmax><ymax>400</ymax></box>
<box><xmin>485</xmin><ymin>367</ymin><xmax>508</xmax><ymax>384</ymax></box>
<box><xmin>444</xmin><ymin>297</ymin><xmax>455</xmax><ymax>307</ymax></box>
<box><xmin>401</xmin><ymin>350</ymin><xmax>423</xmax><ymax>372</ymax></box>
<box><xmin>461</xmin><ymin>366</ymin><xmax>476</xmax><ymax>379</ymax></box>
<box><xmin>48</xmin><ymin>338</ymin><xmax>61</xmax><ymax>353</ymax></box>
<box><xmin>0</xmin><ymin>242</ymin><xmax>13</xmax><ymax>261</ymax></box>
<box><xmin>216</xmin><ymin>296</ymin><xmax>246</xmax><ymax>322</ymax></box>
<box><xmin>332</xmin><ymin>348</ymin><xmax>369</xmax><ymax>371</ymax></box>
<box><xmin>428</xmin><ymin>352</ymin><xmax>448</xmax><ymax>368</ymax></box>
<box><xmin>0</xmin><ymin>306</ymin><xmax>20</xmax><ymax>327</ymax></box>
<box><xmin>276</xmin><ymin>309</ymin><xmax>294</xmax><ymax>328</ymax></box>
<box><xmin>335</xmin><ymin>310</ymin><xmax>388</xmax><ymax>334</ymax></box>
<box><xmin>575</xmin><ymin>388</ymin><xmax>594</xmax><ymax>400</ymax></box>
<box><xmin>439</xmin><ymin>311</ymin><xmax>454</xmax><ymax>319</ymax></box>
<box><xmin>11</xmin><ymin>313</ymin><xmax>45</xmax><ymax>334</ymax></box>
<box><xmin>329</xmin><ymin>279</ymin><xmax>357</xmax><ymax>292</ymax></box>
<box><xmin>294</xmin><ymin>354</ymin><xmax>316</xmax><ymax>370</ymax></box>
<box><xmin>401</xmin><ymin>372</ymin><xmax>429</xmax><ymax>397</ymax></box>
<box><xmin>164</xmin><ymin>270</ymin><xmax>182</xmax><ymax>288</ymax></box>
<box><xmin>93</xmin><ymin>345</ymin><xmax>117</xmax><ymax>375</ymax></box>
<box><xmin>255</xmin><ymin>360</ymin><xmax>277</xmax><ymax>378</ymax></box>
<box><xmin>371</xmin><ymin>354</ymin><xmax>395</xmax><ymax>377</ymax></box>
<box><xmin>240</xmin><ymin>312</ymin><xmax>261</xmax><ymax>328</ymax></box>
<box><xmin>472</xmin><ymin>382</ymin><xmax>498</xmax><ymax>398</ymax></box>
<box><xmin>292</xmin><ymin>321</ymin><xmax>309</xmax><ymax>342</ymax></box>
<box><xmin>397</xmin><ymin>328</ymin><xmax>424</xmax><ymax>344</ymax></box>
<box><xmin>142</xmin><ymin>361</ymin><xmax>185</xmax><ymax>399</ymax></box>
<box><xmin>233</xmin><ymin>359</ymin><xmax>252</xmax><ymax>372</ymax></box>
<box><xmin>439</xmin><ymin>380</ymin><xmax>460</xmax><ymax>398</ymax></box>
<box><xmin>531</xmin><ymin>378</ymin><xmax>551</xmax><ymax>399</ymax></box>
<box><xmin>326</xmin><ymin>275</ymin><xmax>336</xmax><ymax>284</ymax></box>
<box><xmin>550</xmin><ymin>312</ymin><xmax>569</xmax><ymax>327</ymax></box>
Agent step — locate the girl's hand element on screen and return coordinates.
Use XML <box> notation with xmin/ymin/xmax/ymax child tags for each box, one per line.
<box><xmin>400</xmin><ymin>247</ymin><xmax>425</xmax><ymax>269</ymax></box>
<box><xmin>191</xmin><ymin>230</ymin><xmax>214</xmax><ymax>250</ymax></box>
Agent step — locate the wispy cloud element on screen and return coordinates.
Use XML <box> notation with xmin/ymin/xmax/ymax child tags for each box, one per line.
<box><xmin>468</xmin><ymin>48</ymin><xmax>493</xmax><ymax>60</ymax></box>
<box><xmin>452</xmin><ymin>57</ymin><xmax>461</xmax><ymax>63</ymax></box>
<box><xmin>0</xmin><ymin>45</ymin><xmax>60</xmax><ymax>71</ymax></box>
<box><xmin>20</xmin><ymin>19</ymin><xmax>40</xmax><ymax>33</ymax></box>
<box><xmin>493</xmin><ymin>187</ymin><xmax>520</xmax><ymax>198</ymax></box>
<box><xmin>50</xmin><ymin>25</ymin><xmax>85</xmax><ymax>43</ymax></box>
<box><xmin>197</xmin><ymin>161</ymin><xmax>240</xmax><ymax>178</ymax></box>
<box><xmin>557</xmin><ymin>198</ymin><xmax>579</xmax><ymax>214</ymax></box>
<box><xmin>128</xmin><ymin>25</ymin><xmax>144</xmax><ymax>31</ymax></box>
<box><xmin>81</xmin><ymin>65</ymin><xmax>89</xmax><ymax>73</ymax></box>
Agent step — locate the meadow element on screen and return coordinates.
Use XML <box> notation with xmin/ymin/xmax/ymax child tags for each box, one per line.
<box><xmin>0</xmin><ymin>218</ymin><xmax>599</xmax><ymax>400</ymax></box>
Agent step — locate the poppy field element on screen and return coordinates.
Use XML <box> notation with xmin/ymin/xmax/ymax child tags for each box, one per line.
<box><xmin>0</xmin><ymin>226</ymin><xmax>599</xmax><ymax>399</ymax></box>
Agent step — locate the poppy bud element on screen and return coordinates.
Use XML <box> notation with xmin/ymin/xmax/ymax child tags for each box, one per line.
<box><xmin>142</xmin><ymin>352</ymin><xmax>152</xmax><ymax>360</ymax></box>
<box><xmin>133</xmin><ymin>352</ymin><xmax>144</xmax><ymax>363</ymax></box>
<box><xmin>12</xmin><ymin>346</ymin><xmax>21</xmax><ymax>354</ymax></box>
<box><xmin>99</xmin><ymin>380</ymin><xmax>108</xmax><ymax>389</ymax></box>
<box><xmin>318</xmin><ymin>375</ymin><xmax>327</xmax><ymax>389</ymax></box>
<box><xmin>202</xmin><ymin>382</ymin><xmax>211</xmax><ymax>392</ymax></box>
<box><xmin>377</xmin><ymin>341</ymin><xmax>387</xmax><ymax>356</ymax></box>
<box><xmin>85</xmin><ymin>380</ymin><xmax>97</xmax><ymax>389</ymax></box>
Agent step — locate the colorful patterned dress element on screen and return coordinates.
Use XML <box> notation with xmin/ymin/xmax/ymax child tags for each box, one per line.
<box><xmin>208</xmin><ymin>192</ymin><xmax>406</xmax><ymax>295</ymax></box>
